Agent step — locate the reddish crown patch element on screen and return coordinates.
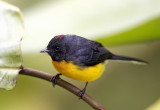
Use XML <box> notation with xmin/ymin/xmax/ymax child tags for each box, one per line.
<box><xmin>55</xmin><ymin>35</ymin><xmax>64</xmax><ymax>40</ymax></box>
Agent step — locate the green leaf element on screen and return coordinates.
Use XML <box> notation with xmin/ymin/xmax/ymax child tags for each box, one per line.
<box><xmin>0</xmin><ymin>1</ymin><xmax>24</xmax><ymax>90</ymax></box>
<box><xmin>96</xmin><ymin>17</ymin><xmax>160</xmax><ymax>46</ymax></box>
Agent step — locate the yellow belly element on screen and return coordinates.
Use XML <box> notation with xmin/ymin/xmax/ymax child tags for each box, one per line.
<box><xmin>52</xmin><ymin>60</ymin><xmax>105</xmax><ymax>82</ymax></box>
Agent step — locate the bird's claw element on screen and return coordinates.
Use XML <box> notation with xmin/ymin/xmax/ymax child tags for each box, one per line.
<box><xmin>50</xmin><ymin>73</ymin><xmax>62</xmax><ymax>87</ymax></box>
<box><xmin>78</xmin><ymin>88</ymin><xmax>86</xmax><ymax>99</ymax></box>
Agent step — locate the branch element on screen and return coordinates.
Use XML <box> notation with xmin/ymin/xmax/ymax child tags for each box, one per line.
<box><xmin>19</xmin><ymin>67</ymin><xmax>105</xmax><ymax>110</ymax></box>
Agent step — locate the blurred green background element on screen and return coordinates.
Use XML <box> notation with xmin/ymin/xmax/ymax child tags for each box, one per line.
<box><xmin>1</xmin><ymin>0</ymin><xmax>160</xmax><ymax>110</ymax></box>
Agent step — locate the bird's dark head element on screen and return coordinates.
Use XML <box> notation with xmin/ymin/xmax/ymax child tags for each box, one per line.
<box><xmin>40</xmin><ymin>35</ymin><xmax>66</xmax><ymax>61</ymax></box>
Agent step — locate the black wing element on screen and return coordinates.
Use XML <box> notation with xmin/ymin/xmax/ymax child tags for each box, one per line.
<box><xmin>73</xmin><ymin>40</ymin><xmax>112</xmax><ymax>66</ymax></box>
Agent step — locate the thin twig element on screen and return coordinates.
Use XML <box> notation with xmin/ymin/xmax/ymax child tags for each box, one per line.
<box><xmin>19</xmin><ymin>67</ymin><xmax>105</xmax><ymax>110</ymax></box>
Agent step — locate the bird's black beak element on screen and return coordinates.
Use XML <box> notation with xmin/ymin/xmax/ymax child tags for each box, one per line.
<box><xmin>40</xmin><ymin>48</ymin><xmax>50</xmax><ymax>53</ymax></box>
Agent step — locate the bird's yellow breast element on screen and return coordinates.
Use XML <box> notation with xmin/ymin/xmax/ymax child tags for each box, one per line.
<box><xmin>52</xmin><ymin>60</ymin><xmax>105</xmax><ymax>82</ymax></box>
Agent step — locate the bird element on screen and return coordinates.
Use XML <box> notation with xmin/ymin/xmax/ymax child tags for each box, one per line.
<box><xmin>40</xmin><ymin>34</ymin><xmax>147</xmax><ymax>97</ymax></box>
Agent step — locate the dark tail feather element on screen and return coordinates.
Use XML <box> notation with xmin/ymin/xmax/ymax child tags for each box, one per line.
<box><xmin>110</xmin><ymin>55</ymin><xmax>148</xmax><ymax>65</ymax></box>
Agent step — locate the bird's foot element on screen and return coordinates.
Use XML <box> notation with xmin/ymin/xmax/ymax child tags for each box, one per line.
<box><xmin>50</xmin><ymin>73</ymin><xmax>62</xmax><ymax>87</ymax></box>
<box><xmin>78</xmin><ymin>82</ymin><xmax>88</xmax><ymax>99</ymax></box>
<box><xmin>78</xmin><ymin>88</ymin><xmax>86</xmax><ymax>99</ymax></box>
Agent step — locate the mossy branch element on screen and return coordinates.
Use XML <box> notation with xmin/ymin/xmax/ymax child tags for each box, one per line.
<box><xmin>19</xmin><ymin>67</ymin><xmax>105</xmax><ymax>110</ymax></box>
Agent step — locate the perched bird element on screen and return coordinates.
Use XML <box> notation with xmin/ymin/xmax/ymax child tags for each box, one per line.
<box><xmin>41</xmin><ymin>34</ymin><xmax>147</xmax><ymax>97</ymax></box>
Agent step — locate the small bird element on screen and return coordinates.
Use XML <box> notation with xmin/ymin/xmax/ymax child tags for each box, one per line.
<box><xmin>41</xmin><ymin>34</ymin><xmax>147</xmax><ymax>97</ymax></box>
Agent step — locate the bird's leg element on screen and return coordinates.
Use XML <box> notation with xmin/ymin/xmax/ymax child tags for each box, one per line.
<box><xmin>78</xmin><ymin>82</ymin><xmax>88</xmax><ymax>99</ymax></box>
<box><xmin>50</xmin><ymin>73</ymin><xmax>62</xmax><ymax>87</ymax></box>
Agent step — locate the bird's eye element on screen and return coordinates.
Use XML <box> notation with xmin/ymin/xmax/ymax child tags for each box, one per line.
<box><xmin>54</xmin><ymin>46</ymin><xmax>60</xmax><ymax>51</ymax></box>
<box><xmin>94</xmin><ymin>49</ymin><xmax>99</xmax><ymax>53</ymax></box>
